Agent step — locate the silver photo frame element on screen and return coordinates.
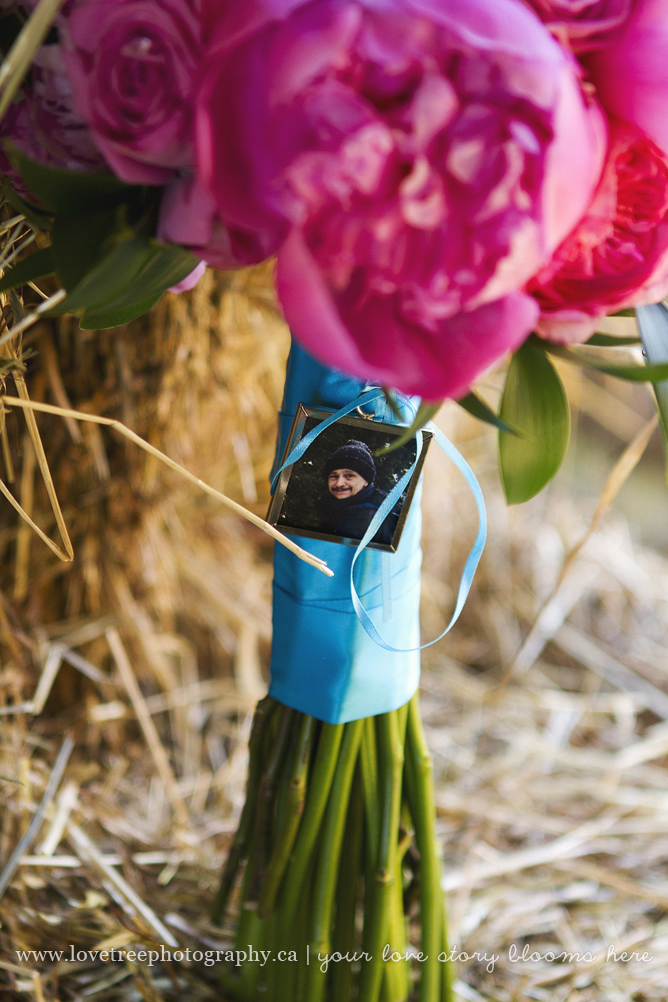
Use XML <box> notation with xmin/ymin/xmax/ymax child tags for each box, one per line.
<box><xmin>267</xmin><ymin>404</ymin><xmax>432</xmax><ymax>552</ymax></box>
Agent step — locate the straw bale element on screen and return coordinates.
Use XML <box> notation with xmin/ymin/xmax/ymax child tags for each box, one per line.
<box><xmin>1</xmin><ymin>266</ymin><xmax>668</xmax><ymax>1000</ymax></box>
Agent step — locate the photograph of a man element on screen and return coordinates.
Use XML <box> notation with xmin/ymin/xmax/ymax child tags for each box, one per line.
<box><xmin>316</xmin><ymin>439</ymin><xmax>400</xmax><ymax>545</ymax></box>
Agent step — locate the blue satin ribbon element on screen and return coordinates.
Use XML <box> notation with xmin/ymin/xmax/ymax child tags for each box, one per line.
<box><xmin>273</xmin><ymin>382</ymin><xmax>486</xmax><ymax>653</ymax></box>
<box><xmin>350</xmin><ymin>422</ymin><xmax>486</xmax><ymax>652</ymax></box>
<box><xmin>268</xmin><ymin>341</ymin><xmax>485</xmax><ymax>722</ymax></box>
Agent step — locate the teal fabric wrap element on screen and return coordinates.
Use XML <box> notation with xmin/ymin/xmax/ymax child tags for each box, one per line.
<box><xmin>268</xmin><ymin>341</ymin><xmax>422</xmax><ymax>724</ymax></box>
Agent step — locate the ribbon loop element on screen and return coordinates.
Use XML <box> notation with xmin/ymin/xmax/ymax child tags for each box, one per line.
<box><xmin>274</xmin><ymin>389</ymin><xmax>486</xmax><ymax>653</ymax></box>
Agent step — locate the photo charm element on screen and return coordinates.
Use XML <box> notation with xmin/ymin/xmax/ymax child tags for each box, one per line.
<box><xmin>267</xmin><ymin>404</ymin><xmax>432</xmax><ymax>552</ymax></box>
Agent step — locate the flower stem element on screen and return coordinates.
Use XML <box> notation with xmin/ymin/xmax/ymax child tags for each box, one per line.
<box><xmin>278</xmin><ymin>721</ymin><xmax>344</xmax><ymax>930</ymax></box>
<box><xmin>216</xmin><ymin>695</ymin><xmax>450</xmax><ymax>1002</ymax></box>
<box><xmin>258</xmin><ymin>713</ymin><xmax>316</xmax><ymax>918</ymax></box>
<box><xmin>330</xmin><ymin>765</ymin><xmax>364</xmax><ymax>1001</ymax></box>
<box><xmin>306</xmin><ymin>717</ymin><xmax>365</xmax><ymax>1002</ymax></box>
<box><xmin>405</xmin><ymin>693</ymin><xmax>444</xmax><ymax>1002</ymax></box>
<box><xmin>246</xmin><ymin>704</ymin><xmax>294</xmax><ymax>906</ymax></box>
<box><xmin>382</xmin><ymin>803</ymin><xmax>413</xmax><ymax>1001</ymax></box>
<box><xmin>211</xmin><ymin>695</ymin><xmax>276</xmax><ymax>926</ymax></box>
<box><xmin>358</xmin><ymin>708</ymin><xmax>406</xmax><ymax>1002</ymax></box>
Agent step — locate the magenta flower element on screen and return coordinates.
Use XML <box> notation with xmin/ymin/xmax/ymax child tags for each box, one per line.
<box><xmin>588</xmin><ymin>0</ymin><xmax>668</xmax><ymax>158</ymax></box>
<box><xmin>158</xmin><ymin>172</ymin><xmax>270</xmax><ymax>267</ymax></box>
<box><xmin>0</xmin><ymin>40</ymin><xmax>107</xmax><ymax>182</ymax></box>
<box><xmin>63</xmin><ymin>0</ymin><xmax>200</xmax><ymax>184</ymax></box>
<box><xmin>25</xmin><ymin>44</ymin><xmax>108</xmax><ymax>172</ymax></box>
<box><xmin>197</xmin><ymin>0</ymin><xmax>605</xmax><ymax>398</ymax></box>
<box><xmin>168</xmin><ymin>259</ymin><xmax>206</xmax><ymax>293</ymax></box>
<box><xmin>526</xmin><ymin>0</ymin><xmax>634</xmax><ymax>52</ymax></box>
<box><xmin>531</xmin><ymin>122</ymin><xmax>668</xmax><ymax>343</ymax></box>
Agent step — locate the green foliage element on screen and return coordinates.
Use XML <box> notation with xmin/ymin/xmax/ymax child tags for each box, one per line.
<box><xmin>50</xmin><ymin>210</ymin><xmax>118</xmax><ymax>289</ymax></box>
<box><xmin>635</xmin><ymin>304</ymin><xmax>668</xmax><ymax>476</ymax></box>
<box><xmin>498</xmin><ymin>339</ymin><xmax>570</xmax><ymax>505</ymax></box>
<box><xmin>457</xmin><ymin>391</ymin><xmax>518</xmax><ymax>435</ymax></box>
<box><xmin>375</xmin><ymin>402</ymin><xmax>440</xmax><ymax>456</ymax></box>
<box><xmin>1</xmin><ymin>148</ymin><xmax>198</xmax><ymax>330</ymax></box>
<box><xmin>586</xmin><ymin>332</ymin><xmax>640</xmax><ymax>347</ymax></box>
<box><xmin>0</xmin><ymin>246</ymin><xmax>54</xmax><ymax>292</ymax></box>
<box><xmin>5</xmin><ymin>143</ymin><xmax>130</xmax><ymax>214</ymax></box>
<box><xmin>543</xmin><ymin>338</ymin><xmax>668</xmax><ymax>381</ymax></box>
<box><xmin>1</xmin><ymin>180</ymin><xmax>53</xmax><ymax>229</ymax></box>
<box><xmin>77</xmin><ymin>243</ymin><xmax>198</xmax><ymax>329</ymax></box>
<box><xmin>79</xmin><ymin>292</ymin><xmax>164</xmax><ymax>330</ymax></box>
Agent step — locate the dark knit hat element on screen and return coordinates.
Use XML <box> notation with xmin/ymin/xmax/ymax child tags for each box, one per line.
<box><xmin>324</xmin><ymin>439</ymin><xmax>375</xmax><ymax>483</ymax></box>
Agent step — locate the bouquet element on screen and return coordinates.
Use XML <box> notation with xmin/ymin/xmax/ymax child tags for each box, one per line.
<box><xmin>1</xmin><ymin>0</ymin><xmax>668</xmax><ymax>490</ymax></box>
<box><xmin>3</xmin><ymin>1</ymin><xmax>668</xmax><ymax>1001</ymax></box>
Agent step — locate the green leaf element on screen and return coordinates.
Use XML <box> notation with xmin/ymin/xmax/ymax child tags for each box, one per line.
<box><xmin>499</xmin><ymin>340</ymin><xmax>570</xmax><ymax>505</ymax></box>
<box><xmin>381</xmin><ymin>388</ymin><xmax>404</xmax><ymax>422</ymax></box>
<box><xmin>47</xmin><ymin>238</ymin><xmax>156</xmax><ymax>316</ymax></box>
<box><xmin>0</xmin><ymin>246</ymin><xmax>54</xmax><ymax>292</ymax></box>
<box><xmin>76</xmin><ymin>243</ymin><xmax>197</xmax><ymax>329</ymax></box>
<box><xmin>5</xmin><ymin>142</ymin><xmax>134</xmax><ymax>214</ymax></box>
<box><xmin>636</xmin><ymin>304</ymin><xmax>668</xmax><ymax>474</ymax></box>
<box><xmin>374</xmin><ymin>401</ymin><xmax>441</xmax><ymax>456</ymax></box>
<box><xmin>610</xmin><ymin>308</ymin><xmax>636</xmax><ymax>317</ymax></box>
<box><xmin>457</xmin><ymin>391</ymin><xmax>519</xmax><ymax>435</ymax></box>
<box><xmin>542</xmin><ymin>339</ymin><xmax>668</xmax><ymax>381</ymax></box>
<box><xmin>80</xmin><ymin>292</ymin><xmax>163</xmax><ymax>330</ymax></box>
<box><xmin>585</xmin><ymin>333</ymin><xmax>641</xmax><ymax>347</ymax></box>
<box><xmin>92</xmin><ymin>243</ymin><xmax>197</xmax><ymax>306</ymax></box>
<box><xmin>1</xmin><ymin>181</ymin><xmax>53</xmax><ymax>230</ymax></box>
<box><xmin>51</xmin><ymin>210</ymin><xmax>117</xmax><ymax>290</ymax></box>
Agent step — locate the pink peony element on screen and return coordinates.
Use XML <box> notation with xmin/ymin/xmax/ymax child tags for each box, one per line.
<box><xmin>532</xmin><ymin>122</ymin><xmax>668</xmax><ymax>343</ymax></box>
<box><xmin>197</xmin><ymin>0</ymin><xmax>606</xmax><ymax>398</ymax></box>
<box><xmin>587</xmin><ymin>0</ymin><xmax>668</xmax><ymax>157</ymax></box>
<box><xmin>526</xmin><ymin>0</ymin><xmax>635</xmax><ymax>52</ymax></box>
<box><xmin>62</xmin><ymin>0</ymin><xmax>200</xmax><ymax>184</ymax></box>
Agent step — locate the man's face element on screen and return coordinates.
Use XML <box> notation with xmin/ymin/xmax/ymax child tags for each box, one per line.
<box><xmin>328</xmin><ymin>468</ymin><xmax>368</xmax><ymax>499</ymax></box>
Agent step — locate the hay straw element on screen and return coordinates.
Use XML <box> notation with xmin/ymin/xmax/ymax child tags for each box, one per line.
<box><xmin>2</xmin><ymin>272</ymin><xmax>668</xmax><ymax>1000</ymax></box>
<box><xmin>0</xmin><ymin>0</ymin><xmax>64</xmax><ymax>120</ymax></box>
<box><xmin>106</xmin><ymin>626</ymin><xmax>191</xmax><ymax>829</ymax></box>
<box><xmin>0</xmin><ymin>734</ymin><xmax>73</xmax><ymax>899</ymax></box>
<box><xmin>0</xmin><ymin>290</ymin><xmax>65</xmax><ymax>349</ymax></box>
<box><xmin>66</xmin><ymin>821</ymin><xmax>179</xmax><ymax>948</ymax></box>
<box><xmin>0</xmin><ymin>395</ymin><xmax>333</xmax><ymax>576</ymax></box>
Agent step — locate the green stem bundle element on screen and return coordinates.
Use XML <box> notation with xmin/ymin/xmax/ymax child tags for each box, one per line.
<box><xmin>213</xmin><ymin>693</ymin><xmax>452</xmax><ymax>1002</ymax></box>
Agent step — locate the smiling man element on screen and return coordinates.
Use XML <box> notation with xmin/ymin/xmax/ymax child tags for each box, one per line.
<box><xmin>315</xmin><ymin>440</ymin><xmax>400</xmax><ymax>546</ymax></box>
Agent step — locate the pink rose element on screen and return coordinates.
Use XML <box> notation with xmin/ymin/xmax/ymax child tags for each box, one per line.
<box><xmin>24</xmin><ymin>44</ymin><xmax>108</xmax><ymax>172</ymax></box>
<box><xmin>62</xmin><ymin>0</ymin><xmax>200</xmax><ymax>184</ymax></box>
<box><xmin>531</xmin><ymin>122</ymin><xmax>668</xmax><ymax>343</ymax></box>
<box><xmin>0</xmin><ymin>35</ymin><xmax>107</xmax><ymax>176</ymax></box>
<box><xmin>587</xmin><ymin>0</ymin><xmax>668</xmax><ymax>157</ymax></box>
<box><xmin>197</xmin><ymin>0</ymin><xmax>605</xmax><ymax>398</ymax></box>
<box><xmin>526</xmin><ymin>0</ymin><xmax>635</xmax><ymax>52</ymax></box>
<box><xmin>168</xmin><ymin>259</ymin><xmax>206</xmax><ymax>292</ymax></box>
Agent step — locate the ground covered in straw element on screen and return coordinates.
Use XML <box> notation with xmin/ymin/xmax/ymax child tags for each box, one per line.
<box><xmin>1</xmin><ymin>272</ymin><xmax>667</xmax><ymax>1001</ymax></box>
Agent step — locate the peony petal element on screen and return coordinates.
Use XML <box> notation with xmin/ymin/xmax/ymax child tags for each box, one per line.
<box><xmin>277</xmin><ymin>228</ymin><xmax>539</xmax><ymax>398</ymax></box>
